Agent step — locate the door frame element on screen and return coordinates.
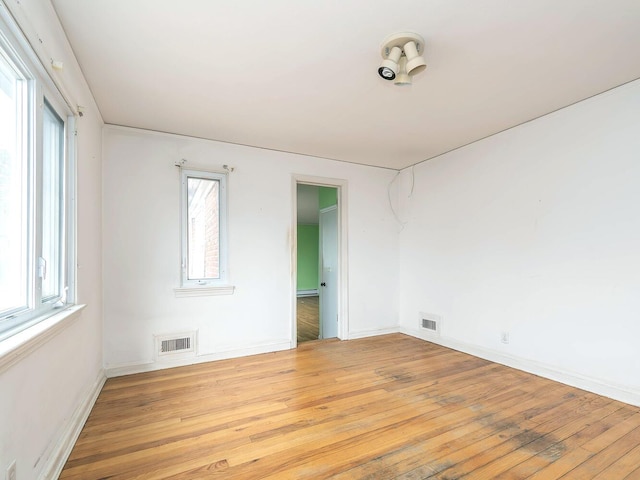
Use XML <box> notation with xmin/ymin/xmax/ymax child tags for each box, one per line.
<box><xmin>291</xmin><ymin>175</ymin><xmax>349</xmax><ymax>348</ymax></box>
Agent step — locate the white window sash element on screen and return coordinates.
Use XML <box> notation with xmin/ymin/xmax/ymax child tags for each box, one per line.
<box><xmin>180</xmin><ymin>168</ymin><xmax>228</xmax><ymax>287</ymax></box>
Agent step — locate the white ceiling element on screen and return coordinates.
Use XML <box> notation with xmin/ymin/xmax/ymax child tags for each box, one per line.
<box><xmin>51</xmin><ymin>0</ymin><xmax>640</xmax><ymax>170</ymax></box>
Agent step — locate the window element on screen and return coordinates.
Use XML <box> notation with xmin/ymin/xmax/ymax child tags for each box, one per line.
<box><xmin>0</xmin><ymin>46</ymin><xmax>27</xmax><ymax>319</ymax></box>
<box><xmin>0</xmin><ymin>16</ymin><xmax>74</xmax><ymax>341</ymax></box>
<box><xmin>181</xmin><ymin>169</ymin><xmax>228</xmax><ymax>286</ymax></box>
<box><xmin>42</xmin><ymin>102</ymin><xmax>65</xmax><ymax>301</ymax></box>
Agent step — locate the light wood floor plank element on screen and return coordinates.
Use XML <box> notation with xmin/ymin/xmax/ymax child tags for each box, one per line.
<box><xmin>60</xmin><ymin>334</ymin><xmax>640</xmax><ymax>479</ymax></box>
<box><xmin>525</xmin><ymin>406</ymin><xmax>639</xmax><ymax>480</ymax></box>
<box><xmin>297</xmin><ymin>295</ymin><xmax>319</xmax><ymax>343</ymax></box>
<box><xmin>559</xmin><ymin>422</ymin><xmax>640</xmax><ymax>479</ymax></box>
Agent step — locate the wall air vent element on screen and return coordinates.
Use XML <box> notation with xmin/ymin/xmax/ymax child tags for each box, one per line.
<box><xmin>161</xmin><ymin>337</ymin><xmax>190</xmax><ymax>353</ymax></box>
<box><xmin>422</xmin><ymin>318</ymin><xmax>437</xmax><ymax>331</ymax></box>
<box><xmin>155</xmin><ymin>331</ymin><xmax>197</xmax><ymax>359</ymax></box>
<box><xmin>419</xmin><ymin>312</ymin><xmax>441</xmax><ymax>335</ymax></box>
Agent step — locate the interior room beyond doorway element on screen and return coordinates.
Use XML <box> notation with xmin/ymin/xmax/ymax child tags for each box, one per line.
<box><xmin>296</xmin><ymin>184</ymin><xmax>338</xmax><ymax>343</ymax></box>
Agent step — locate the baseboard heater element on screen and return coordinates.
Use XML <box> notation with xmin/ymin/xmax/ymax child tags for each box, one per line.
<box><xmin>297</xmin><ymin>289</ymin><xmax>319</xmax><ymax>297</ymax></box>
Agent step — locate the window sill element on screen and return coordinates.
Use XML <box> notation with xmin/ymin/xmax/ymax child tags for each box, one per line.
<box><xmin>174</xmin><ymin>285</ymin><xmax>236</xmax><ymax>298</ymax></box>
<box><xmin>0</xmin><ymin>304</ymin><xmax>86</xmax><ymax>374</ymax></box>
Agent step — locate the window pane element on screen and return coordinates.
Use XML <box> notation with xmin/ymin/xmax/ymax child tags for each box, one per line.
<box><xmin>41</xmin><ymin>102</ymin><xmax>63</xmax><ymax>300</ymax></box>
<box><xmin>187</xmin><ymin>177</ymin><xmax>219</xmax><ymax>280</ymax></box>
<box><xmin>0</xmin><ymin>53</ymin><xmax>27</xmax><ymax>315</ymax></box>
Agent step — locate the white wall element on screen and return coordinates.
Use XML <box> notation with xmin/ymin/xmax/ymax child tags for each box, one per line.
<box><xmin>102</xmin><ymin>127</ymin><xmax>399</xmax><ymax>373</ymax></box>
<box><xmin>0</xmin><ymin>1</ymin><xmax>104</xmax><ymax>479</ymax></box>
<box><xmin>398</xmin><ymin>80</ymin><xmax>640</xmax><ymax>405</ymax></box>
<box><xmin>4</xmin><ymin>6</ymin><xmax>637</xmax><ymax>479</ymax></box>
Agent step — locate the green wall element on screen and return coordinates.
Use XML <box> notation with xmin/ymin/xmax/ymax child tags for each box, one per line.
<box><xmin>319</xmin><ymin>186</ymin><xmax>337</xmax><ymax>209</ymax></box>
<box><xmin>297</xmin><ymin>224</ymin><xmax>319</xmax><ymax>291</ymax></box>
<box><xmin>297</xmin><ymin>187</ymin><xmax>336</xmax><ymax>292</ymax></box>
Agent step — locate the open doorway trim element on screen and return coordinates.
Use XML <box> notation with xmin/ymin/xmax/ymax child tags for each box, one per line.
<box><xmin>291</xmin><ymin>175</ymin><xmax>349</xmax><ymax>348</ymax></box>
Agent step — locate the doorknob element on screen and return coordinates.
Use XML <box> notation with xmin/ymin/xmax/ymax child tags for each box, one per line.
<box><xmin>321</xmin><ymin>282</ymin><xmax>326</xmax><ymax>287</ymax></box>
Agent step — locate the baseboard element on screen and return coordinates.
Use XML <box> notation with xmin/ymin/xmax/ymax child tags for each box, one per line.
<box><xmin>39</xmin><ymin>369</ymin><xmax>106</xmax><ymax>480</ymax></box>
<box><xmin>105</xmin><ymin>340</ymin><xmax>292</xmax><ymax>377</ymax></box>
<box><xmin>400</xmin><ymin>326</ymin><xmax>640</xmax><ymax>407</ymax></box>
<box><xmin>347</xmin><ymin>326</ymin><xmax>400</xmax><ymax>340</ymax></box>
<box><xmin>297</xmin><ymin>289</ymin><xmax>318</xmax><ymax>297</ymax></box>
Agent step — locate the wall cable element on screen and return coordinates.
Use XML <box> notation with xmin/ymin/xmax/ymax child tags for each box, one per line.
<box><xmin>388</xmin><ymin>171</ymin><xmax>406</xmax><ymax>231</ymax></box>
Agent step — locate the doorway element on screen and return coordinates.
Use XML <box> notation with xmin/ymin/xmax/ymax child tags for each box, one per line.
<box><xmin>293</xmin><ymin>178</ymin><xmax>345</xmax><ymax>346</ymax></box>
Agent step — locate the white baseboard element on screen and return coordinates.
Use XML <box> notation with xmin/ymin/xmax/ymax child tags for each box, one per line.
<box><xmin>297</xmin><ymin>289</ymin><xmax>318</xmax><ymax>297</ymax></box>
<box><xmin>105</xmin><ymin>340</ymin><xmax>292</xmax><ymax>377</ymax></box>
<box><xmin>39</xmin><ymin>369</ymin><xmax>106</xmax><ymax>480</ymax></box>
<box><xmin>347</xmin><ymin>326</ymin><xmax>400</xmax><ymax>340</ymax></box>
<box><xmin>400</xmin><ymin>326</ymin><xmax>640</xmax><ymax>407</ymax></box>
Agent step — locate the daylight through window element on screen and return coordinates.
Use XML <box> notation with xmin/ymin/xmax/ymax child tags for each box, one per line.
<box><xmin>0</xmin><ymin>19</ymin><xmax>74</xmax><ymax>341</ymax></box>
<box><xmin>181</xmin><ymin>170</ymin><xmax>227</xmax><ymax>286</ymax></box>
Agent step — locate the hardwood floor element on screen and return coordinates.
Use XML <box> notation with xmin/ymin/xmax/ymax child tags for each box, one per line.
<box><xmin>60</xmin><ymin>334</ymin><xmax>640</xmax><ymax>479</ymax></box>
<box><xmin>297</xmin><ymin>295</ymin><xmax>319</xmax><ymax>343</ymax></box>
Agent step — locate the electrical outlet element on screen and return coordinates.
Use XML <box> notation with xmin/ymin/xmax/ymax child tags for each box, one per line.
<box><xmin>6</xmin><ymin>460</ymin><xmax>16</xmax><ymax>480</ymax></box>
<box><xmin>501</xmin><ymin>331</ymin><xmax>510</xmax><ymax>344</ymax></box>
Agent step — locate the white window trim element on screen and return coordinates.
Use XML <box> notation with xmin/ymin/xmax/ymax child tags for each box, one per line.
<box><xmin>0</xmin><ymin>5</ymin><xmax>76</xmax><ymax>342</ymax></box>
<box><xmin>179</xmin><ymin>168</ymin><xmax>232</xmax><ymax>292</ymax></box>
<box><xmin>0</xmin><ymin>304</ymin><xmax>85</xmax><ymax>374</ymax></box>
<box><xmin>173</xmin><ymin>285</ymin><xmax>235</xmax><ymax>298</ymax></box>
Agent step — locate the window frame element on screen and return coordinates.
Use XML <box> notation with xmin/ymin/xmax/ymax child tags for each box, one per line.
<box><xmin>0</xmin><ymin>9</ymin><xmax>75</xmax><ymax>342</ymax></box>
<box><xmin>180</xmin><ymin>168</ymin><xmax>228</xmax><ymax>287</ymax></box>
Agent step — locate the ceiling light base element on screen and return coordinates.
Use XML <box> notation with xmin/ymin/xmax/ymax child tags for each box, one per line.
<box><xmin>380</xmin><ymin>32</ymin><xmax>424</xmax><ymax>58</ymax></box>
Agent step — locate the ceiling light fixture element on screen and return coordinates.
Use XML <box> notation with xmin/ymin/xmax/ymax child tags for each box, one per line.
<box><xmin>394</xmin><ymin>56</ymin><xmax>411</xmax><ymax>86</ymax></box>
<box><xmin>378</xmin><ymin>46</ymin><xmax>402</xmax><ymax>80</ymax></box>
<box><xmin>403</xmin><ymin>40</ymin><xmax>427</xmax><ymax>75</ymax></box>
<box><xmin>378</xmin><ymin>32</ymin><xmax>427</xmax><ymax>84</ymax></box>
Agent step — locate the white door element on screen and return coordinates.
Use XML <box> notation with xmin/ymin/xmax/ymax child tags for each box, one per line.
<box><xmin>319</xmin><ymin>205</ymin><xmax>338</xmax><ymax>339</ymax></box>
